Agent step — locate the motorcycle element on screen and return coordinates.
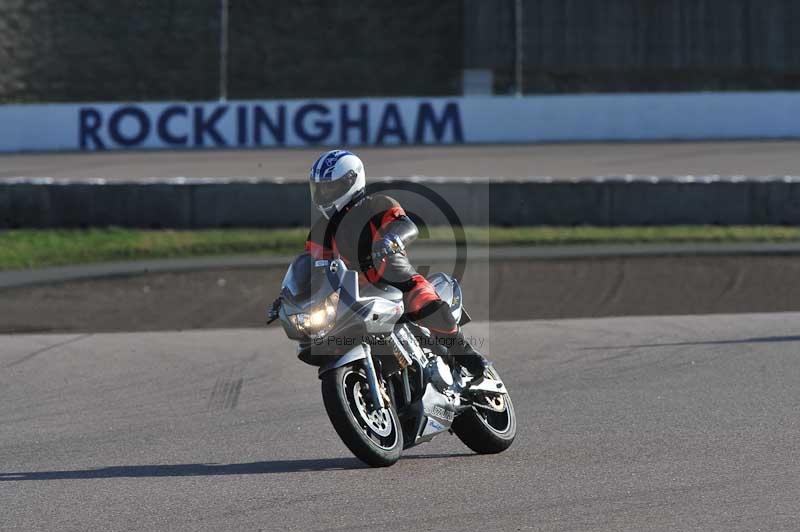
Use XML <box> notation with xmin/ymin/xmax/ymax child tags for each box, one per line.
<box><xmin>270</xmin><ymin>252</ymin><xmax>516</xmax><ymax>467</ymax></box>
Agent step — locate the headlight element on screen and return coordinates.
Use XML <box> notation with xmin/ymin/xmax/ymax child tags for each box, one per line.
<box><xmin>289</xmin><ymin>292</ymin><xmax>339</xmax><ymax>339</ymax></box>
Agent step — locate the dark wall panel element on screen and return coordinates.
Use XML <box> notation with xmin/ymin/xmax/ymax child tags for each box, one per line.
<box><xmin>0</xmin><ymin>0</ymin><xmax>463</xmax><ymax>102</ymax></box>
<box><xmin>466</xmin><ymin>0</ymin><xmax>800</xmax><ymax>94</ymax></box>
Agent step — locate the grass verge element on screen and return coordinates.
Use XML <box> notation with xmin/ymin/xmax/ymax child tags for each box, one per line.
<box><xmin>2</xmin><ymin>226</ymin><xmax>800</xmax><ymax>271</ymax></box>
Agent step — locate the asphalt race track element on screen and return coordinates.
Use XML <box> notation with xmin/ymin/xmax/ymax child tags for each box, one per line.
<box><xmin>4</xmin><ymin>140</ymin><xmax>800</xmax><ymax>180</ymax></box>
<box><xmin>2</xmin><ymin>313</ymin><xmax>798</xmax><ymax>531</ymax></box>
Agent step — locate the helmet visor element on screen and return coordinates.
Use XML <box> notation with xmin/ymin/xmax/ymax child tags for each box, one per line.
<box><xmin>310</xmin><ymin>170</ymin><xmax>358</xmax><ymax>209</ymax></box>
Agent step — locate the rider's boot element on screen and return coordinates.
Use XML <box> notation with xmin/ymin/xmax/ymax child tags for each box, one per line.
<box><xmin>447</xmin><ymin>328</ymin><xmax>490</xmax><ymax>380</ymax></box>
<box><xmin>412</xmin><ymin>299</ymin><xmax>491</xmax><ymax>380</ymax></box>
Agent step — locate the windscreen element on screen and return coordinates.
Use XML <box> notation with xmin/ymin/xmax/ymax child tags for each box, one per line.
<box><xmin>281</xmin><ymin>253</ymin><xmax>338</xmax><ymax>306</ymax></box>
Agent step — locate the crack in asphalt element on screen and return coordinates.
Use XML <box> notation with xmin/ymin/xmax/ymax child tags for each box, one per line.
<box><xmin>4</xmin><ymin>333</ymin><xmax>93</xmax><ymax>368</ymax></box>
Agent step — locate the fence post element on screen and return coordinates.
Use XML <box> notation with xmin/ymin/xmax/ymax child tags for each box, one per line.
<box><xmin>219</xmin><ymin>0</ymin><xmax>230</xmax><ymax>101</ymax></box>
<box><xmin>514</xmin><ymin>0</ymin><xmax>523</xmax><ymax>96</ymax></box>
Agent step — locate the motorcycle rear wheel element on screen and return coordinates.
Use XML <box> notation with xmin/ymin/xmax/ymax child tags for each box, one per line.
<box><xmin>452</xmin><ymin>369</ymin><xmax>516</xmax><ymax>454</ymax></box>
<box><xmin>321</xmin><ymin>364</ymin><xmax>403</xmax><ymax>467</ymax></box>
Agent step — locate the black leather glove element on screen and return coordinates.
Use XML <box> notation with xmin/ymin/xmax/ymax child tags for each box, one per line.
<box><xmin>371</xmin><ymin>232</ymin><xmax>405</xmax><ymax>262</ymax></box>
<box><xmin>266</xmin><ymin>296</ymin><xmax>282</xmax><ymax>324</ymax></box>
<box><xmin>361</xmin><ymin>233</ymin><xmax>405</xmax><ymax>272</ymax></box>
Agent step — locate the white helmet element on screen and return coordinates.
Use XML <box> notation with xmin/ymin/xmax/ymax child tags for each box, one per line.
<box><xmin>309</xmin><ymin>150</ymin><xmax>366</xmax><ymax>219</ymax></box>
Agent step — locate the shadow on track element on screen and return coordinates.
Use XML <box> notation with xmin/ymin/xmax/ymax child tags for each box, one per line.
<box><xmin>583</xmin><ymin>335</ymin><xmax>800</xmax><ymax>351</ymax></box>
<box><xmin>0</xmin><ymin>453</ymin><xmax>474</xmax><ymax>481</ymax></box>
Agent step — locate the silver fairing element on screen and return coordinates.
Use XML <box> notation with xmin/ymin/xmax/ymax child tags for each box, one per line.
<box><xmin>279</xmin><ymin>254</ymin><xmax>405</xmax><ymax>342</ymax></box>
<box><xmin>415</xmin><ymin>383</ymin><xmax>457</xmax><ymax>442</ymax></box>
<box><xmin>427</xmin><ymin>272</ymin><xmax>464</xmax><ymax>324</ymax></box>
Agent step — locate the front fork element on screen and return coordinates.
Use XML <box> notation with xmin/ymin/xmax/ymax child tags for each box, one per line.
<box><xmin>360</xmin><ymin>342</ymin><xmax>386</xmax><ymax>410</ymax></box>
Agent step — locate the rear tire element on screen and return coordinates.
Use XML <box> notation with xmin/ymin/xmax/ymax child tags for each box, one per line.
<box><xmin>452</xmin><ymin>370</ymin><xmax>516</xmax><ymax>454</ymax></box>
<box><xmin>321</xmin><ymin>364</ymin><xmax>403</xmax><ymax>467</ymax></box>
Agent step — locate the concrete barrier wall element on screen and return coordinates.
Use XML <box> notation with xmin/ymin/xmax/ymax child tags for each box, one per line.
<box><xmin>4</xmin><ymin>178</ymin><xmax>800</xmax><ymax>228</ymax></box>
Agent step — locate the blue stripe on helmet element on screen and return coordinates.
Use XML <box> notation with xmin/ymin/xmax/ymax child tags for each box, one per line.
<box><xmin>311</xmin><ymin>151</ymin><xmax>330</xmax><ymax>180</ymax></box>
<box><xmin>319</xmin><ymin>150</ymin><xmax>352</xmax><ymax>181</ymax></box>
<box><xmin>316</xmin><ymin>152</ymin><xmax>335</xmax><ymax>181</ymax></box>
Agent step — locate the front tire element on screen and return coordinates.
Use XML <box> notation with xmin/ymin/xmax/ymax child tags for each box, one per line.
<box><xmin>452</xmin><ymin>368</ymin><xmax>516</xmax><ymax>454</ymax></box>
<box><xmin>321</xmin><ymin>364</ymin><xmax>403</xmax><ymax>467</ymax></box>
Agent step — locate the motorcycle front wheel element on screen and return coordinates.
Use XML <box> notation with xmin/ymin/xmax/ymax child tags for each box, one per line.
<box><xmin>321</xmin><ymin>364</ymin><xmax>403</xmax><ymax>467</ymax></box>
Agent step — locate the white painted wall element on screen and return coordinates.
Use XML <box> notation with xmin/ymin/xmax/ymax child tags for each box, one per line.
<box><xmin>0</xmin><ymin>92</ymin><xmax>797</xmax><ymax>152</ymax></box>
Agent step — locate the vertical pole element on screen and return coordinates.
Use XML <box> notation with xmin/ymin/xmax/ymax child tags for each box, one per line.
<box><xmin>219</xmin><ymin>0</ymin><xmax>229</xmax><ymax>101</ymax></box>
<box><xmin>514</xmin><ymin>0</ymin><xmax>523</xmax><ymax>96</ymax></box>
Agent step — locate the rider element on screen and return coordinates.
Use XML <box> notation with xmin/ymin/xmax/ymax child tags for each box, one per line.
<box><xmin>298</xmin><ymin>149</ymin><xmax>490</xmax><ymax>378</ymax></box>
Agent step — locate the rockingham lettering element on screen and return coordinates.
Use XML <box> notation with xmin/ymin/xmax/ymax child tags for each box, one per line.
<box><xmin>253</xmin><ymin>104</ymin><xmax>286</xmax><ymax>145</ymax></box>
<box><xmin>294</xmin><ymin>103</ymin><xmax>332</xmax><ymax>143</ymax></box>
<box><xmin>157</xmin><ymin>105</ymin><xmax>188</xmax><ymax>146</ymax></box>
<box><xmin>108</xmin><ymin>106</ymin><xmax>151</xmax><ymax>147</ymax></box>
<box><xmin>340</xmin><ymin>103</ymin><xmax>369</xmax><ymax>144</ymax></box>
<box><xmin>77</xmin><ymin>100</ymin><xmax>464</xmax><ymax>150</ymax></box>
<box><xmin>79</xmin><ymin>107</ymin><xmax>104</xmax><ymax>149</ymax></box>
<box><xmin>193</xmin><ymin>105</ymin><xmax>228</xmax><ymax>146</ymax></box>
<box><xmin>375</xmin><ymin>103</ymin><xmax>407</xmax><ymax>144</ymax></box>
